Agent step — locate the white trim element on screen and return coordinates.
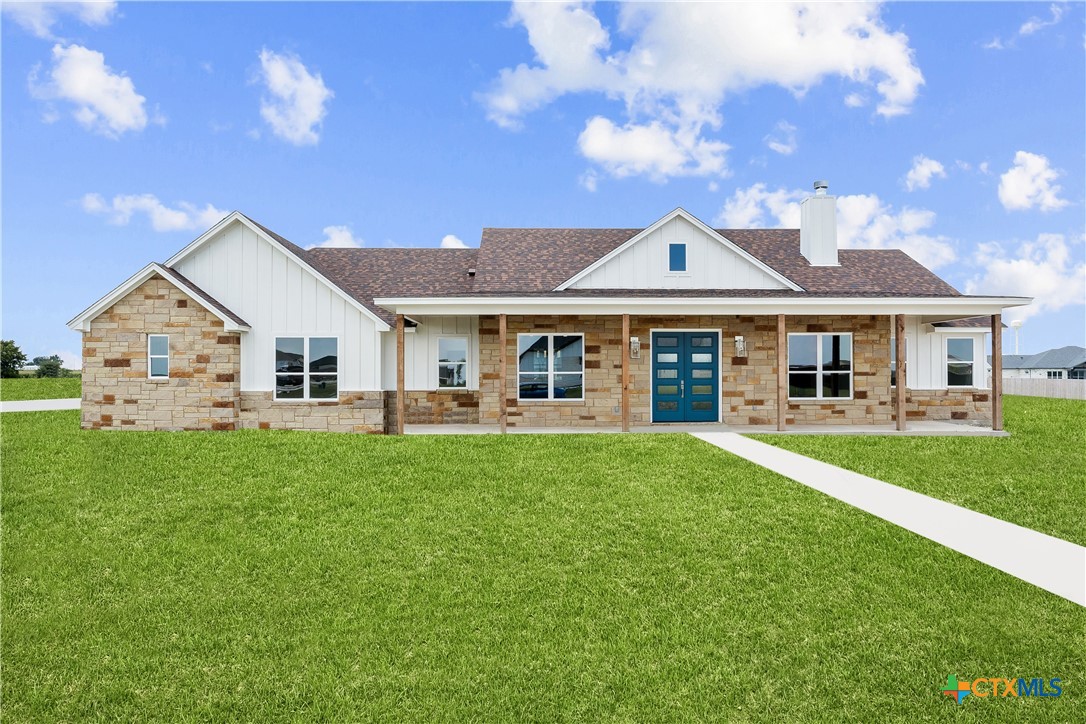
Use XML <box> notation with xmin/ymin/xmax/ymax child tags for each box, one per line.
<box><xmin>554</xmin><ymin>208</ymin><xmax>803</xmax><ymax>292</ymax></box>
<box><xmin>649</xmin><ymin>328</ymin><xmax>724</xmax><ymax>424</ymax></box>
<box><xmin>516</xmin><ymin>332</ymin><xmax>586</xmax><ymax>402</ymax></box>
<box><xmin>67</xmin><ymin>262</ymin><xmax>250</xmax><ymax>332</ymax></box>
<box><xmin>787</xmin><ymin>332</ymin><xmax>855</xmax><ymax>401</ymax></box>
<box><xmin>945</xmin><ymin>336</ymin><xmax>978</xmax><ymax>389</ymax></box>
<box><xmin>667</xmin><ymin>241</ymin><xmax>689</xmax><ymax>274</ymax></box>
<box><xmin>164</xmin><ymin>212</ymin><xmax>391</xmax><ymax>332</ymax></box>
<box><xmin>435</xmin><ymin>334</ymin><xmax>470</xmax><ymax>390</ymax></box>
<box><xmin>374</xmin><ymin>295</ymin><xmax>1032</xmax><ymax>318</ymax></box>
<box><xmin>148</xmin><ymin>334</ymin><xmax>169</xmax><ymax>379</ymax></box>
<box><xmin>273</xmin><ymin>334</ymin><xmax>341</xmax><ymax>402</ymax></box>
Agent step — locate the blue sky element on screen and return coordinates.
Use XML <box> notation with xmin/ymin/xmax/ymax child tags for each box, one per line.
<box><xmin>2</xmin><ymin>1</ymin><xmax>1083</xmax><ymax>366</ymax></box>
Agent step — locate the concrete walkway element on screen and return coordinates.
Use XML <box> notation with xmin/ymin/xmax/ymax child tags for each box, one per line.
<box><xmin>692</xmin><ymin>432</ymin><xmax>1086</xmax><ymax>607</ymax></box>
<box><xmin>0</xmin><ymin>398</ymin><xmax>80</xmax><ymax>413</ymax></box>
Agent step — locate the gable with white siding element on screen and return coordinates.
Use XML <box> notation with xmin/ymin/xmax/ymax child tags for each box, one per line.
<box><xmin>567</xmin><ymin>214</ymin><xmax>790</xmax><ymax>290</ymax></box>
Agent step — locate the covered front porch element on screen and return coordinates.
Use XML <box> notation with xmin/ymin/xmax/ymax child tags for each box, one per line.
<box><xmin>403</xmin><ymin>419</ymin><xmax>1009</xmax><ymax>436</ymax></box>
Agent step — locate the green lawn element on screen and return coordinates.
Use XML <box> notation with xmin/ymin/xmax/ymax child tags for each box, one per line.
<box><xmin>2</xmin><ymin>411</ymin><xmax>1082</xmax><ymax>721</ymax></box>
<box><xmin>755</xmin><ymin>395</ymin><xmax>1086</xmax><ymax>546</ymax></box>
<box><xmin>0</xmin><ymin>376</ymin><xmax>81</xmax><ymax>401</ymax></box>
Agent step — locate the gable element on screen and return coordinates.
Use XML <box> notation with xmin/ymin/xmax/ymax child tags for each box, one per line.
<box><xmin>567</xmin><ymin>213</ymin><xmax>791</xmax><ymax>291</ymax></box>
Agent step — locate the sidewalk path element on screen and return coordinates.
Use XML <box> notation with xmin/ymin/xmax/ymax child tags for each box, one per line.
<box><xmin>692</xmin><ymin>432</ymin><xmax>1086</xmax><ymax>607</ymax></box>
<box><xmin>0</xmin><ymin>398</ymin><xmax>80</xmax><ymax>413</ymax></box>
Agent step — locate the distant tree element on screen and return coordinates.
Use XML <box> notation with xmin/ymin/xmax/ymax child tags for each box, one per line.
<box><xmin>1</xmin><ymin>340</ymin><xmax>27</xmax><ymax>378</ymax></box>
<box><xmin>36</xmin><ymin>358</ymin><xmax>63</xmax><ymax>378</ymax></box>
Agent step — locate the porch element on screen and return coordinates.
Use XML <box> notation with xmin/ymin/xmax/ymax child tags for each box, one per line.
<box><xmin>404</xmin><ymin>420</ymin><xmax>1008</xmax><ymax>436</ymax></box>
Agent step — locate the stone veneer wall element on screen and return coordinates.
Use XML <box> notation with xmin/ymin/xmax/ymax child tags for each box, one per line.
<box><xmin>82</xmin><ymin>276</ymin><xmax>240</xmax><ymax>431</ymax></box>
<box><xmin>238</xmin><ymin>392</ymin><xmax>385</xmax><ymax>433</ymax></box>
<box><xmin>403</xmin><ymin>390</ymin><xmax>480</xmax><ymax>424</ymax></box>
<box><xmin>477</xmin><ymin>314</ymin><xmax>992</xmax><ymax>428</ymax></box>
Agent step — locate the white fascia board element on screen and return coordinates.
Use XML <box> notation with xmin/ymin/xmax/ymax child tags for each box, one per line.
<box><xmin>554</xmin><ymin>207</ymin><xmax>803</xmax><ymax>292</ymax></box>
<box><xmin>165</xmin><ymin>212</ymin><xmax>392</xmax><ymax>332</ymax></box>
<box><xmin>67</xmin><ymin>262</ymin><xmax>250</xmax><ymax>332</ymax></box>
<box><xmin>374</xmin><ymin>295</ymin><xmax>1033</xmax><ymax>318</ymax></box>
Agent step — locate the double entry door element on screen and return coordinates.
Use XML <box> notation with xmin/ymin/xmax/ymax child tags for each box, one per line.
<box><xmin>651</xmin><ymin>332</ymin><xmax>720</xmax><ymax>422</ymax></box>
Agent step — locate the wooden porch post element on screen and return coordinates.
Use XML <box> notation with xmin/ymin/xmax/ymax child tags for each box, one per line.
<box><xmin>895</xmin><ymin>314</ymin><xmax>906</xmax><ymax>432</ymax></box>
<box><xmin>991</xmin><ymin>313</ymin><xmax>1003</xmax><ymax>431</ymax></box>
<box><xmin>621</xmin><ymin>314</ymin><xmax>630</xmax><ymax>432</ymax></box>
<box><xmin>395</xmin><ymin>314</ymin><xmax>405</xmax><ymax>435</ymax></box>
<box><xmin>776</xmin><ymin>314</ymin><xmax>786</xmax><ymax>431</ymax></box>
<box><xmin>498</xmin><ymin>313</ymin><xmax>508</xmax><ymax>433</ymax></box>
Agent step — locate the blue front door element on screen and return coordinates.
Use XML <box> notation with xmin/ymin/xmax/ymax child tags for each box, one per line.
<box><xmin>651</xmin><ymin>332</ymin><xmax>719</xmax><ymax>422</ymax></box>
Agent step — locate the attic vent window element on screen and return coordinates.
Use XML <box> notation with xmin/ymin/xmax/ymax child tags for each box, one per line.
<box><xmin>467</xmin><ymin>268</ymin><xmax>476</xmax><ymax>276</ymax></box>
<box><xmin>668</xmin><ymin>243</ymin><xmax>687</xmax><ymax>273</ymax></box>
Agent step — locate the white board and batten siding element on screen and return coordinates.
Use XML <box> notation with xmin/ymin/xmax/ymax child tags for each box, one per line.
<box><xmin>902</xmin><ymin>316</ymin><xmax>988</xmax><ymax>389</ymax></box>
<box><xmin>569</xmin><ymin>216</ymin><xmax>788</xmax><ymax>290</ymax></box>
<box><xmin>172</xmin><ymin>221</ymin><xmax>383</xmax><ymax>391</ymax></box>
<box><xmin>380</xmin><ymin>316</ymin><xmax>480</xmax><ymax>390</ymax></box>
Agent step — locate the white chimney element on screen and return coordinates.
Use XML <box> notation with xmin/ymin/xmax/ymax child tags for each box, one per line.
<box><xmin>800</xmin><ymin>180</ymin><xmax>839</xmax><ymax>266</ymax></box>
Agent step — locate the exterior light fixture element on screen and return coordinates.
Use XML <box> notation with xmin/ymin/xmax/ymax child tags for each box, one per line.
<box><xmin>735</xmin><ymin>335</ymin><xmax>747</xmax><ymax>357</ymax></box>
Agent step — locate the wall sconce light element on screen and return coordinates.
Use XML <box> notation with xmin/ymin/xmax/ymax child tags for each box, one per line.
<box><xmin>734</xmin><ymin>335</ymin><xmax>747</xmax><ymax>357</ymax></box>
<box><xmin>629</xmin><ymin>336</ymin><xmax>641</xmax><ymax>359</ymax></box>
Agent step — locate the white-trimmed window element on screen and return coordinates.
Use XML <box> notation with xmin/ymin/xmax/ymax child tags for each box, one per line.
<box><xmin>890</xmin><ymin>334</ymin><xmax>908</xmax><ymax>387</ymax></box>
<box><xmin>148</xmin><ymin>334</ymin><xmax>169</xmax><ymax>379</ymax></box>
<box><xmin>788</xmin><ymin>333</ymin><xmax>852</xmax><ymax>399</ymax></box>
<box><xmin>668</xmin><ymin>243</ymin><xmax>687</xmax><ymax>273</ymax></box>
<box><xmin>275</xmin><ymin>337</ymin><xmax>338</xmax><ymax>400</ymax></box>
<box><xmin>437</xmin><ymin>336</ymin><xmax>468</xmax><ymax>388</ymax></box>
<box><xmin>517</xmin><ymin>333</ymin><xmax>584</xmax><ymax>400</ymax></box>
<box><xmin>1046</xmin><ymin>370</ymin><xmax>1064</xmax><ymax>380</ymax></box>
<box><xmin>946</xmin><ymin>338</ymin><xmax>975</xmax><ymax>387</ymax></box>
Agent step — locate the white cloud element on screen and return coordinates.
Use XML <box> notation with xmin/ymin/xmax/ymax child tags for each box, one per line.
<box><xmin>843</xmin><ymin>92</ymin><xmax>866</xmax><ymax>108</ymax></box>
<box><xmin>966</xmin><ymin>233</ymin><xmax>1085</xmax><ymax>322</ymax></box>
<box><xmin>978</xmin><ymin>161</ymin><xmax>990</xmax><ymax>175</ymax></box>
<box><xmin>440</xmin><ymin>234</ymin><xmax>469</xmax><ymax>249</ymax></box>
<box><xmin>715</xmin><ymin>182</ymin><xmax>956</xmax><ymax>269</ymax></box>
<box><xmin>482</xmin><ymin>2</ymin><xmax>922</xmax><ymax>181</ymax></box>
<box><xmin>903</xmin><ymin>155</ymin><xmax>946</xmax><ymax>191</ymax></box>
<box><xmin>982</xmin><ymin>37</ymin><xmax>1006</xmax><ymax>51</ymax></box>
<box><xmin>764</xmin><ymin>121</ymin><xmax>798</xmax><ymax>155</ymax></box>
<box><xmin>82</xmin><ymin>193</ymin><xmax>227</xmax><ymax>232</ymax></box>
<box><xmin>307</xmin><ymin>225</ymin><xmax>364</xmax><ymax>249</ymax></box>
<box><xmin>1020</xmin><ymin>4</ymin><xmax>1064</xmax><ymax>36</ymax></box>
<box><xmin>257</xmin><ymin>49</ymin><xmax>334</xmax><ymax>145</ymax></box>
<box><xmin>998</xmin><ymin>151</ymin><xmax>1069</xmax><ymax>212</ymax></box>
<box><xmin>29</xmin><ymin>43</ymin><xmax>150</xmax><ymax>138</ymax></box>
<box><xmin>578</xmin><ymin>169</ymin><xmax>600</xmax><ymax>192</ymax></box>
<box><xmin>2</xmin><ymin>1</ymin><xmax>117</xmax><ymax>39</ymax></box>
<box><xmin>577</xmin><ymin>116</ymin><xmax>728</xmax><ymax>180</ymax></box>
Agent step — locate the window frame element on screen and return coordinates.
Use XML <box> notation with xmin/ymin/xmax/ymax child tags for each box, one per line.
<box><xmin>273</xmin><ymin>335</ymin><xmax>340</xmax><ymax>402</ymax></box>
<box><xmin>147</xmin><ymin>334</ymin><xmax>169</xmax><ymax>379</ymax></box>
<box><xmin>667</xmin><ymin>242</ymin><xmax>688</xmax><ymax>274</ymax></box>
<box><xmin>787</xmin><ymin>332</ymin><xmax>854</xmax><ymax>401</ymax></box>
<box><xmin>516</xmin><ymin>332</ymin><xmax>585</xmax><ymax>402</ymax></box>
<box><xmin>945</xmin><ymin>336</ymin><xmax>976</xmax><ymax>388</ymax></box>
<box><xmin>1046</xmin><ymin>370</ymin><xmax>1064</xmax><ymax>380</ymax></box>
<box><xmin>436</xmin><ymin>335</ymin><xmax>469</xmax><ymax>389</ymax></box>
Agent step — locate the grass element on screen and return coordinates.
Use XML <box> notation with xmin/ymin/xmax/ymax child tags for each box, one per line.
<box><xmin>3</xmin><ymin>411</ymin><xmax>1083</xmax><ymax>722</ymax></box>
<box><xmin>0</xmin><ymin>376</ymin><xmax>81</xmax><ymax>401</ymax></box>
<box><xmin>754</xmin><ymin>395</ymin><xmax>1086</xmax><ymax>546</ymax></box>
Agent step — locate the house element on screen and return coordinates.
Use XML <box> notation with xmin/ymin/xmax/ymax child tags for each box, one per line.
<box><xmin>993</xmin><ymin>346</ymin><xmax>1086</xmax><ymax>380</ymax></box>
<box><xmin>68</xmin><ymin>182</ymin><xmax>1031</xmax><ymax>434</ymax></box>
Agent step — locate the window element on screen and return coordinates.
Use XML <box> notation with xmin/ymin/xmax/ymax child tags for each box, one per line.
<box><xmin>946</xmin><ymin>338</ymin><xmax>974</xmax><ymax>387</ymax></box>
<box><xmin>275</xmin><ymin>337</ymin><xmax>338</xmax><ymax>400</ymax></box>
<box><xmin>788</xmin><ymin>333</ymin><xmax>852</xmax><ymax>399</ymax></box>
<box><xmin>1046</xmin><ymin>370</ymin><xmax>1064</xmax><ymax>380</ymax></box>
<box><xmin>438</xmin><ymin>337</ymin><xmax>468</xmax><ymax>388</ymax></box>
<box><xmin>148</xmin><ymin>334</ymin><xmax>169</xmax><ymax>379</ymax></box>
<box><xmin>1070</xmin><ymin>368</ymin><xmax>1085</xmax><ymax>380</ymax></box>
<box><xmin>668</xmin><ymin>243</ymin><xmax>687</xmax><ymax>273</ymax></box>
<box><xmin>890</xmin><ymin>334</ymin><xmax>908</xmax><ymax>387</ymax></box>
<box><xmin>517</xmin><ymin>334</ymin><xmax>584</xmax><ymax>400</ymax></box>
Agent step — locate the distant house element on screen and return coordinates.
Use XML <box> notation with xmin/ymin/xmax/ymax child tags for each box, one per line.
<box><xmin>994</xmin><ymin>346</ymin><xmax>1086</xmax><ymax>380</ymax></box>
<box><xmin>69</xmin><ymin>181</ymin><xmax>1031</xmax><ymax>434</ymax></box>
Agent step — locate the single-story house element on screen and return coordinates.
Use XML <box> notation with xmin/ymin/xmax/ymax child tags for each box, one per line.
<box><xmin>993</xmin><ymin>346</ymin><xmax>1086</xmax><ymax>380</ymax></box>
<box><xmin>69</xmin><ymin>182</ymin><xmax>1030</xmax><ymax>433</ymax></box>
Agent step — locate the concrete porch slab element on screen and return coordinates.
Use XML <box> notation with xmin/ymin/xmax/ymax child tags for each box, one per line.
<box><xmin>404</xmin><ymin>420</ymin><xmax>1007</xmax><ymax>436</ymax></box>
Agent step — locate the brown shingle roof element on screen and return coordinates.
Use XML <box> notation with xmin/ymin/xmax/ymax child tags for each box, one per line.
<box><xmin>933</xmin><ymin>316</ymin><xmax>1005</xmax><ymax>328</ymax></box>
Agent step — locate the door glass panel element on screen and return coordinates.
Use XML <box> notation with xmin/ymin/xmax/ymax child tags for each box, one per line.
<box><xmin>691</xmin><ymin>385</ymin><xmax>713</xmax><ymax>395</ymax></box>
<box><xmin>657</xmin><ymin>353</ymin><xmax>678</xmax><ymax>363</ymax></box>
<box><xmin>691</xmin><ymin>353</ymin><xmax>712</xmax><ymax>363</ymax></box>
<box><xmin>657</xmin><ymin>401</ymin><xmax>678</xmax><ymax>411</ymax></box>
<box><xmin>691</xmin><ymin>369</ymin><xmax>712</xmax><ymax>379</ymax></box>
<box><xmin>656</xmin><ymin>336</ymin><xmax>678</xmax><ymax>347</ymax></box>
<box><xmin>657</xmin><ymin>369</ymin><xmax>677</xmax><ymax>379</ymax></box>
<box><xmin>690</xmin><ymin>336</ymin><xmax>713</xmax><ymax>347</ymax></box>
<box><xmin>691</xmin><ymin>401</ymin><xmax>713</xmax><ymax>410</ymax></box>
<box><xmin>657</xmin><ymin>385</ymin><xmax>679</xmax><ymax>395</ymax></box>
